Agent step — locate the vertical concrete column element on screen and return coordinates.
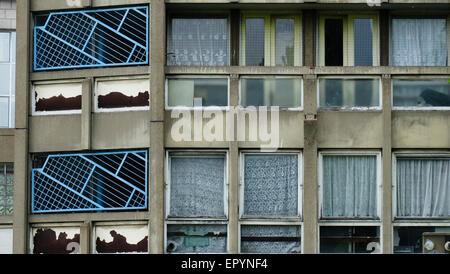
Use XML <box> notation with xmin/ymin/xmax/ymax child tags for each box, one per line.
<box><xmin>80</xmin><ymin>222</ymin><xmax>90</xmax><ymax>254</ymax></box>
<box><xmin>302</xmin><ymin>75</ymin><xmax>318</xmax><ymax>254</ymax></box>
<box><xmin>381</xmin><ymin>74</ymin><xmax>392</xmax><ymax>254</ymax></box>
<box><xmin>302</xmin><ymin>10</ymin><xmax>316</xmax><ymax>67</ymax></box>
<box><xmin>379</xmin><ymin>10</ymin><xmax>389</xmax><ymax>67</ymax></box>
<box><xmin>12</xmin><ymin>0</ymin><xmax>30</xmax><ymax>254</ymax></box>
<box><xmin>149</xmin><ymin>0</ymin><xmax>165</xmax><ymax>254</ymax></box>
<box><xmin>81</xmin><ymin>78</ymin><xmax>92</xmax><ymax>150</ymax></box>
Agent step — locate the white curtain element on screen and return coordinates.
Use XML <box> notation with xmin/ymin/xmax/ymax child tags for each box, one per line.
<box><xmin>244</xmin><ymin>154</ymin><xmax>298</xmax><ymax>217</ymax></box>
<box><xmin>168</xmin><ymin>18</ymin><xmax>228</xmax><ymax>66</ymax></box>
<box><xmin>392</xmin><ymin>19</ymin><xmax>447</xmax><ymax>66</ymax></box>
<box><xmin>322</xmin><ymin>155</ymin><xmax>378</xmax><ymax>218</ymax></box>
<box><xmin>396</xmin><ymin>158</ymin><xmax>450</xmax><ymax>217</ymax></box>
<box><xmin>170</xmin><ymin>156</ymin><xmax>225</xmax><ymax>217</ymax></box>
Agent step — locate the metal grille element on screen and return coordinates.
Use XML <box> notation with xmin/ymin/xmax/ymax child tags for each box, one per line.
<box><xmin>33</xmin><ymin>6</ymin><xmax>148</xmax><ymax>71</ymax></box>
<box><xmin>31</xmin><ymin>150</ymin><xmax>148</xmax><ymax>213</ymax></box>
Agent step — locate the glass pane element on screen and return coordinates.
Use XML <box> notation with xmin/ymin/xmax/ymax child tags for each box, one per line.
<box><xmin>169</xmin><ymin>155</ymin><xmax>225</xmax><ymax>217</ymax></box>
<box><xmin>166</xmin><ymin>224</ymin><xmax>227</xmax><ymax>253</ymax></box>
<box><xmin>31</xmin><ymin>227</ymin><xmax>81</xmax><ymax>254</ymax></box>
<box><xmin>0</xmin><ymin>228</ymin><xmax>13</xmax><ymax>254</ymax></box>
<box><xmin>10</xmin><ymin>32</ymin><xmax>15</xmax><ymax>63</ymax></box>
<box><xmin>393</xmin><ymin>79</ymin><xmax>450</xmax><ymax>107</ymax></box>
<box><xmin>0</xmin><ymin>64</ymin><xmax>10</xmax><ymax>95</ymax></box>
<box><xmin>392</xmin><ymin>19</ymin><xmax>447</xmax><ymax>66</ymax></box>
<box><xmin>167</xmin><ymin>78</ymin><xmax>228</xmax><ymax>107</ymax></box>
<box><xmin>0</xmin><ymin>33</ymin><xmax>10</xmax><ymax>62</ymax></box>
<box><xmin>244</xmin><ymin>154</ymin><xmax>298</xmax><ymax>217</ymax></box>
<box><xmin>241</xmin><ymin>225</ymin><xmax>301</xmax><ymax>254</ymax></box>
<box><xmin>245</xmin><ymin>18</ymin><xmax>265</xmax><ymax>66</ymax></box>
<box><xmin>34</xmin><ymin>82</ymin><xmax>82</xmax><ymax>112</ymax></box>
<box><xmin>11</xmin><ymin>64</ymin><xmax>15</xmax><ymax>95</ymax></box>
<box><xmin>95</xmin><ymin>224</ymin><xmax>148</xmax><ymax>254</ymax></box>
<box><xmin>96</xmin><ymin>78</ymin><xmax>149</xmax><ymax>109</ymax></box>
<box><xmin>394</xmin><ymin>226</ymin><xmax>450</xmax><ymax>254</ymax></box>
<box><xmin>319</xmin><ymin>78</ymin><xmax>380</xmax><ymax>108</ymax></box>
<box><xmin>0</xmin><ymin>98</ymin><xmax>9</xmax><ymax>127</ymax></box>
<box><xmin>0</xmin><ymin>163</ymin><xmax>13</xmax><ymax>216</ymax></box>
<box><xmin>241</xmin><ymin>78</ymin><xmax>301</xmax><ymax>107</ymax></box>
<box><xmin>396</xmin><ymin>158</ymin><xmax>450</xmax><ymax>218</ymax></box>
<box><xmin>320</xmin><ymin>226</ymin><xmax>380</xmax><ymax>253</ymax></box>
<box><xmin>354</xmin><ymin>18</ymin><xmax>373</xmax><ymax>66</ymax></box>
<box><xmin>10</xmin><ymin>96</ymin><xmax>14</xmax><ymax>128</ymax></box>
<box><xmin>325</xmin><ymin>19</ymin><xmax>343</xmax><ymax>66</ymax></box>
<box><xmin>322</xmin><ymin>155</ymin><xmax>378</xmax><ymax>218</ymax></box>
<box><xmin>275</xmin><ymin>19</ymin><xmax>294</xmax><ymax>66</ymax></box>
<box><xmin>167</xmin><ymin>18</ymin><xmax>229</xmax><ymax>66</ymax></box>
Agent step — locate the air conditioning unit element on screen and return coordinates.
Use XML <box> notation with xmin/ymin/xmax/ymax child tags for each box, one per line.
<box><xmin>422</xmin><ymin>233</ymin><xmax>450</xmax><ymax>254</ymax></box>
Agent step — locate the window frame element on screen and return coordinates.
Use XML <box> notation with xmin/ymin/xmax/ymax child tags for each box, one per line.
<box><xmin>240</xmin><ymin>13</ymin><xmax>302</xmax><ymax>66</ymax></box>
<box><xmin>317</xmin><ymin>75</ymin><xmax>382</xmax><ymax>111</ymax></box>
<box><xmin>238</xmin><ymin>75</ymin><xmax>303</xmax><ymax>111</ymax></box>
<box><xmin>318</xmin><ymin>150</ymin><xmax>382</xmax><ymax>221</ymax></box>
<box><xmin>165</xmin><ymin>75</ymin><xmax>230</xmax><ymax>110</ymax></box>
<box><xmin>0</xmin><ymin>31</ymin><xmax>15</xmax><ymax>128</ymax></box>
<box><xmin>392</xmin><ymin>223</ymin><xmax>450</xmax><ymax>254</ymax></box>
<box><xmin>29</xmin><ymin>223</ymin><xmax>82</xmax><ymax>254</ymax></box>
<box><xmin>391</xmin><ymin>75</ymin><xmax>450</xmax><ymax>111</ymax></box>
<box><xmin>0</xmin><ymin>163</ymin><xmax>14</xmax><ymax>218</ymax></box>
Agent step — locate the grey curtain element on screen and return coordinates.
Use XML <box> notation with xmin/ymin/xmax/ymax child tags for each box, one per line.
<box><xmin>396</xmin><ymin>158</ymin><xmax>450</xmax><ymax>217</ymax></box>
<box><xmin>322</xmin><ymin>155</ymin><xmax>378</xmax><ymax>218</ymax></box>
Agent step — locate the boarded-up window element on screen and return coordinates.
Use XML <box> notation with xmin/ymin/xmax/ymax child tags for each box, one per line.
<box><xmin>96</xmin><ymin>78</ymin><xmax>149</xmax><ymax>111</ymax></box>
<box><xmin>31</xmin><ymin>226</ymin><xmax>80</xmax><ymax>254</ymax></box>
<box><xmin>0</xmin><ymin>228</ymin><xmax>13</xmax><ymax>254</ymax></box>
<box><xmin>33</xmin><ymin>82</ymin><xmax>82</xmax><ymax>114</ymax></box>
<box><xmin>95</xmin><ymin>224</ymin><xmax>148</xmax><ymax>254</ymax></box>
<box><xmin>240</xmin><ymin>225</ymin><xmax>301</xmax><ymax>254</ymax></box>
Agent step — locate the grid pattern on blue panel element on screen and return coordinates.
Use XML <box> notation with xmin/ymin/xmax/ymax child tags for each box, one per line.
<box><xmin>33</xmin><ymin>6</ymin><xmax>148</xmax><ymax>71</ymax></box>
<box><xmin>31</xmin><ymin>150</ymin><xmax>148</xmax><ymax>213</ymax></box>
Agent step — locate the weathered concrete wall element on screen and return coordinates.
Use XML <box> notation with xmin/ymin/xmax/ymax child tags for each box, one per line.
<box><xmin>0</xmin><ymin>129</ymin><xmax>14</xmax><ymax>162</ymax></box>
<box><xmin>0</xmin><ymin>0</ymin><xmax>16</xmax><ymax>29</ymax></box>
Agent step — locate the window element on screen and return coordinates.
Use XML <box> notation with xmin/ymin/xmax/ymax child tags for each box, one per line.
<box><xmin>0</xmin><ymin>31</ymin><xmax>15</xmax><ymax>128</ymax></box>
<box><xmin>95</xmin><ymin>76</ymin><xmax>149</xmax><ymax>112</ymax></box>
<box><xmin>392</xmin><ymin>78</ymin><xmax>450</xmax><ymax>109</ymax></box>
<box><xmin>32</xmin><ymin>81</ymin><xmax>82</xmax><ymax>115</ymax></box>
<box><xmin>31</xmin><ymin>225</ymin><xmax>80</xmax><ymax>254</ymax></box>
<box><xmin>240</xmin><ymin>77</ymin><xmax>302</xmax><ymax>108</ymax></box>
<box><xmin>31</xmin><ymin>150</ymin><xmax>148</xmax><ymax>213</ymax></box>
<box><xmin>0</xmin><ymin>163</ymin><xmax>13</xmax><ymax>216</ymax></box>
<box><xmin>241</xmin><ymin>14</ymin><xmax>301</xmax><ymax>66</ymax></box>
<box><xmin>394</xmin><ymin>155</ymin><xmax>450</xmax><ymax>218</ymax></box>
<box><xmin>319</xmin><ymin>152</ymin><xmax>381</xmax><ymax>219</ymax></box>
<box><xmin>94</xmin><ymin>223</ymin><xmax>148</xmax><ymax>253</ymax></box>
<box><xmin>166</xmin><ymin>151</ymin><xmax>228</xmax><ymax>254</ymax></box>
<box><xmin>320</xmin><ymin>226</ymin><xmax>380</xmax><ymax>253</ymax></box>
<box><xmin>239</xmin><ymin>152</ymin><xmax>302</xmax><ymax>253</ymax></box>
<box><xmin>33</xmin><ymin>6</ymin><xmax>149</xmax><ymax>71</ymax></box>
<box><xmin>167</xmin><ymin>17</ymin><xmax>229</xmax><ymax>66</ymax></box>
<box><xmin>391</xmin><ymin>18</ymin><xmax>448</xmax><ymax>66</ymax></box>
<box><xmin>166</xmin><ymin>77</ymin><xmax>229</xmax><ymax>108</ymax></box>
<box><xmin>0</xmin><ymin>228</ymin><xmax>13</xmax><ymax>254</ymax></box>
<box><xmin>393</xmin><ymin>226</ymin><xmax>450</xmax><ymax>254</ymax></box>
<box><xmin>318</xmin><ymin>77</ymin><xmax>381</xmax><ymax>109</ymax></box>
<box><xmin>318</xmin><ymin>14</ymin><xmax>378</xmax><ymax>66</ymax></box>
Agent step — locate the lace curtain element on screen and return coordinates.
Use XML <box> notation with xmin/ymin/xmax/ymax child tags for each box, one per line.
<box><xmin>322</xmin><ymin>155</ymin><xmax>378</xmax><ymax>218</ymax></box>
<box><xmin>167</xmin><ymin>18</ymin><xmax>229</xmax><ymax>66</ymax></box>
<box><xmin>243</xmin><ymin>154</ymin><xmax>298</xmax><ymax>217</ymax></box>
<box><xmin>396</xmin><ymin>158</ymin><xmax>450</xmax><ymax>217</ymax></box>
<box><xmin>392</xmin><ymin>19</ymin><xmax>447</xmax><ymax>66</ymax></box>
<box><xmin>240</xmin><ymin>225</ymin><xmax>301</xmax><ymax>254</ymax></box>
<box><xmin>169</xmin><ymin>156</ymin><xmax>225</xmax><ymax>217</ymax></box>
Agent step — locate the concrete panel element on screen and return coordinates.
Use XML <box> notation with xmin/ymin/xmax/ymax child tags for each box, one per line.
<box><xmin>92</xmin><ymin>111</ymin><xmax>149</xmax><ymax>150</ymax></box>
<box><xmin>0</xmin><ymin>135</ymin><xmax>14</xmax><ymax>162</ymax></box>
<box><xmin>317</xmin><ymin>112</ymin><xmax>384</xmax><ymax>148</ymax></box>
<box><xmin>392</xmin><ymin>111</ymin><xmax>450</xmax><ymax>148</ymax></box>
<box><xmin>29</xmin><ymin>115</ymin><xmax>82</xmax><ymax>152</ymax></box>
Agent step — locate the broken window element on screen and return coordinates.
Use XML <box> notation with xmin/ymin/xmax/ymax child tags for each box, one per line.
<box><xmin>318</xmin><ymin>77</ymin><xmax>380</xmax><ymax>109</ymax></box>
<box><xmin>33</xmin><ymin>6</ymin><xmax>149</xmax><ymax>71</ymax></box>
<box><xmin>95</xmin><ymin>77</ymin><xmax>149</xmax><ymax>111</ymax></box>
<box><xmin>394</xmin><ymin>226</ymin><xmax>450</xmax><ymax>254</ymax></box>
<box><xmin>241</xmin><ymin>14</ymin><xmax>301</xmax><ymax>66</ymax></box>
<box><xmin>395</xmin><ymin>156</ymin><xmax>450</xmax><ymax>218</ymax></box>
<box><xmin>31</xmin><ymin>150</ymin><xmax>148</xmax><ymax>213</ymax></box>
<box><xmin>240</xmin><ymin>225</ymin><xmax>301</xmax><ymax>253</ymax></box>
<box><xmin>319</xmin><ymin>15</ymin><xmax>378</xmax><ymax>66</ymax></box>
<box><xmin>168</xmin><ymin>153</ymin><xmax>226</xmax><ymax>218</ymax></box>
<box><xmin>320</xmin><ymin>153</ymin><xmax>379</xmax><ymax>218</ymax></box>
<box><xmin>31</xmin><ymin>226</ymin><xmax>80</xmax><ymax>254</ymax></box>
<box><xmin>167</xmin><ymin>17</ymin><xmax>229</xmax><ymax>66</ymax></box>
<box><xmin>167</xmin><ymin>77</ymin><xmax>228</xmax><ymax>107</ymax></box>
<box><xmin>95</xmin><ymin>223</ymin><xmax>148</xmax><ymax>254</ymax></box>
<box><xmin>0</xmin><ymin>228</ymin><xmax>12</xmax><ymax>254</ymax></box>
<box><xmin>0</xmin><ymin>31</ymin><xmax>15</xmax><ymax>128</ymax></box>
<box><xmin>240</xmin><ymin>77</ymin><xmax>302</xmax><ymax>108</ymax></box>
<box><xmin>0</xmin><ymin>163</ymin><xmax>13</xmax><ymax>216</ymax></box>
<box><xmin>393</xmin><ymin>78</ymin><xmax>450</xmax><ymax>108</ymax></box>
<box><xmin>242</xmin><ymin>153</ymin><xmax>300</xmax><ymax>217</ymax></box>
<box><xmin>320</xmin><ymin>226</ymin><xmax>380</xmax><ymax>253</ymax></box>
<box><xmin>166</xmin><ymin>224</ymin><xmax>227</xmax><ymax>253</ymax></box>
<box><xmin>391</xmin><ymin>18</ymin><xmax>447</xmax><ymax>66</ymax></box>
<box><xmin>32</xmin><ymin>81</ymin><xmax>82</xmax><ymax>114</ymax></box>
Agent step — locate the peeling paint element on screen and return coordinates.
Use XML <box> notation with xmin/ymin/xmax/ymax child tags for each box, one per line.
<box><xmin>31</xmin><ymin>227</ymin><xmax>80</xmax><ymax>254</ymax></box>
<box><xmin>95</xmin><ymin>224</ymin><xmax>148</xmax><ymax>253</ymax></box>
<box><xmin>96</xmin><ymin>78</ymin><xmax>150</xmax><ymax>110</ymax></box>
<box><xmin>33</xmin><ymin>82</ymin><xmax>82</xmax><ymax>113</ymax></box>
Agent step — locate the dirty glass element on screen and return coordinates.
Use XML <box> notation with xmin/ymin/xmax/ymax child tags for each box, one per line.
<box><xmin>319</xmin><ymin>78</ymin><xmax>380</xmax><ymax>108</ymax></box>
<box><xmin>167</xmin><ymin>78</ymin><xmax>228</xmax><ymax>107</ymax></box>
<box><xmin>241</xmin><ymin>225</ymin><xmax>301</xmax><ymax>253</ymax></box>
<box><xmin>240</xmin><ymin>78</ymin><xmax>302</xmax><ymax>107</ymax></box>
<box><xmin>245</xmin><ymin>18</ymin><xmax>265</xmax><ymax>66</ymax></box>
<box><xmin>0</xmin><ymin>164</ymin><xmax>13</xmax><ymax>216</ymax></box>
<box><xmin>393</xmin><ymin>79</ymin><xmax>450</xmax><ymax>107</ymax></box>
<box><xmin>166</xmin><ymin>224</ymin><xmax>227</xmax><ymax>253</ymax></box>
<box><xmin>320</xmin><ymin>226</ymin><xmax>380</xmax><ymax>253</ymax></box>
<box><xmin>275</xmin><ymin>19</ymin><xmax>295</xmax><ymax>66</ymax></box>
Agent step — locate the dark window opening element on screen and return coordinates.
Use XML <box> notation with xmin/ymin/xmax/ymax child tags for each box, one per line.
<box><xmin>324</xmin><ymin>19</ymin><xmax>343</xmax><ymax>66</ymax></box>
